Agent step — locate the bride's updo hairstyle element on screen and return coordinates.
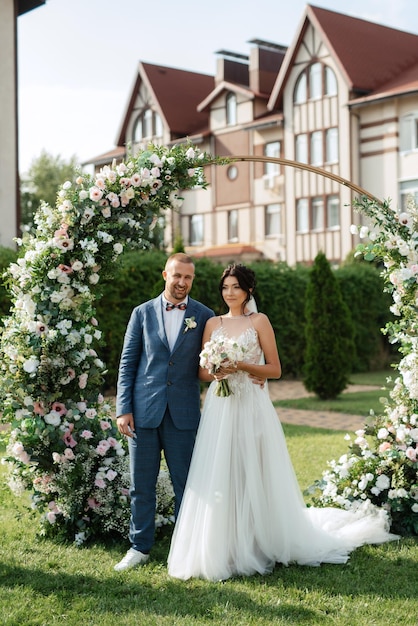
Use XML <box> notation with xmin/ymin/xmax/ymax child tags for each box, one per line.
<box><xmin>219</xmin><ymin>264</ymin><xmax>256</xmax><ymax>313</ymax></box>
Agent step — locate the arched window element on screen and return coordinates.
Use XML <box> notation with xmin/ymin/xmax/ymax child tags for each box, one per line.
<box><xmin>154</xmin><ymin>112</ymin><xmax>163</xmax><ymax>137</ymax></box>
<box><xmin>325</xmin><ymin>66</ymin><xmax>337</xmax><ymax>96</ymax></box>
<box><xmin>133</xmin><ymin>116</ymin><xmax>143</xmax><ymax>142</ymax></box>
<box><xmin>226</xmin><ymin>92</ymin><xmax>237</xmax><ymax>126</ymax></box>
<box><xmin>309</xmin><ymin>62</ymin><xmax>322</xmax><ymax>100</ymax></box>
<box><xmin>132</xmin><ymin>109</ymin><xmax>163</xmax><ymax>143</ymax></box>
<box><xmin>294</xmin><ymin>63</ymin><xmax>338</xmax><ymax>103</ymax></box>
<box><xmin>294</xmin><ymin>72</ymin><xmax>307</xmax><ymax>104</ymax></box>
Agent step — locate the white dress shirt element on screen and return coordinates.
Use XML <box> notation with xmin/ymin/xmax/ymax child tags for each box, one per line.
<box><xmin>163</xmin><ymin>297</ymin><xmax>188</xmax><ymax>350</ymax></box>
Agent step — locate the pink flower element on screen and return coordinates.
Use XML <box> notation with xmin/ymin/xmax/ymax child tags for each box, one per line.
<box><xmin>379</xmin><ymin>442</ymin><xmax>392</xmax><ymax>453</ymax></box>
<box><xmin>89</xmin><ymin>186</ymin><xmax>103</xmax><ymax>201</ymax></box>
<box><xmin>54</xmin><ymin>225</ymin><xmax>68</xmax><ymax>238</ymax></box>
<box><xmin>80</xmin><ymin>430</ymin><xmax>93</xmax><ymax>439</ymax></box>
<box><xmin>79</xmin><ymin>373</ymin><xmax>88</xmax><ymax>389</ymax></box>
<box><xmin>63</xmin><ymin>425</ymin><xmax>77</xmax><ymax>448</ymax></box>
<box><xmin>63</xmin><ymin>448</ymin><xmax>75</xmax><ymax>460</ymax></box>
<box><xmin>106</xmin><ymin>469</ymin><xmax>117</xmax><ymax>481</ymax></box>
<box><xmin>87</xmin><ymin>497</ymin><xmax>100</xmax><ymax>509</ymax></box>
<box><xmin>58</xmin><ymin>264</ymin><xmax>73</xmax><ymax>274</ymax></box>
<box><xmin>33</xmin><ymin>401</ymin><xmax>45</xmax><ymax>415</ymax></box>
<box><xmin>77</xmin><ymin>401</ymin><xmax>87</xmax><ymax>413</ymax></box>
<box><xmin>95</xmin><ymin>478</ymin><xmax>106</xmax><ymax>488</ymax></box>
<box><xmin>85</xmin><ymin>408</ymin><xmax>97</xmax><ymax>419</ymax></box>
<box><xmin>52</xmin><ymin>402</ymin><xmax>67</xmax><ymax>416</ymax></box>
<box><xmin>46</xmin><ymin>511</ymin><xmax>57</xmax><ymax>524</ymax></box>
<box><xmin>96</xmin><ymin>440</ymin><xmax>111</xmax><ymax>456</ymax></box>
<box><xmin>100</xmin><ymin>420</ymin><xmax>111</xmax><ymax>431</ymax></box>
<box><xmin>55</xmin><ymin>237</ymin><xmax>74</xmax><ymax>252</ymax></box>
<box><xmin>406</xmin><ymin>447</ymin><xmax>417</xmax><ymax>461</ymax></box>
<box><xmin>107</xmin><ymin>437</ymin><xmax>118</xmax><ymax>448</ymax></box>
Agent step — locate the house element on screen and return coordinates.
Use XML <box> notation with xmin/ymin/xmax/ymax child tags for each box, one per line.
<box><xmin>85</xmin><ymin>4</ymin><xmax>418</xmax><ymax>266</ymax></box>
<box><xmin>0</xmin><ymin>0</ymin><xmax>45</xmax><ymax>248</ymax></box>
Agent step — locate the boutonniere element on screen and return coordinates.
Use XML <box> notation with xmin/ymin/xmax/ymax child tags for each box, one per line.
<box><xmin>183</xmin><ymin>316</ymin><xmax>197</xmax><ymax>333</ymax></box>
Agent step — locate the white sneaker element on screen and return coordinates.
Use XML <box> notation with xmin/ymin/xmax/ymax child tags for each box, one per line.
<box><xmin>114</xmin><ymin>548</ymin><xmax>149</xmax><ymax>571</ymax></box>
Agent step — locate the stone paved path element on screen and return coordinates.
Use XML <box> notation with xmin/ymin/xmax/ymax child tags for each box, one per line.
<box><xmin>267</xmin><ymin>379</ymin><xmax>379</xmax><ymax>432</ymax></box>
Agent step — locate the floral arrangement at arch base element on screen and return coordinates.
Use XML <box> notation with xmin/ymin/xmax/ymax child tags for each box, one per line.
<box><xmin>310</xmin><ymin>195</ymin><xmax>418</xmax><ymax>536</ymax></box>
<box><xmin>0</xmin><ymin>143</ymin><xmax>227</xmax><ymax>544</ymax></box>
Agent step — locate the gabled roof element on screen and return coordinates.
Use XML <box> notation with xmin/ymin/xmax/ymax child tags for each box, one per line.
<box><xmin>116</xmin><ymin>62</ymin><xmax>214</xmax><ymax>146</ymax></box>
<box><xmin>197</xmin><ymin>81</ymin><xmax>256</xmax><ymax>112</ymax></box>
<box><xmin>269</xmin><ymin>4</ymin><xmax>418</xmax><ymax>109</ymax></box>
<box><xmin>349</xmin><ymin>60</ymin><xmax>418</xmax><ymax>107</ymax></box>
<box><xmin>81</xmin><ymin>146</ymin><xmax>126</xmax><ymax>168</ymax></box>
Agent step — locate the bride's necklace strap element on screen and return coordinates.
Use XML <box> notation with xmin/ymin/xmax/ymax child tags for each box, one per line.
<box><xmin>224</xmin><ymin>312</ymin><xmax>254</xmax><ymax>318</ymax></box>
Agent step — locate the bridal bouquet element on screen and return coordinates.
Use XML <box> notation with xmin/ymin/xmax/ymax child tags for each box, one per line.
<box><xmin>199</xmin><ymin>336</ymin><xmax>246</xmax><ymax>397</ymax></box>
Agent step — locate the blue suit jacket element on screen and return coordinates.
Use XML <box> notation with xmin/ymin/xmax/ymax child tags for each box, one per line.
<box><xmin>116</xmin><ymin>294</ymin><xmax>214</xmax><ymax>429</ymax></box>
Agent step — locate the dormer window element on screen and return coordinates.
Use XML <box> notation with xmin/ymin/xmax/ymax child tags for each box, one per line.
<box><xmin>133</xmin><ymin>109</ymin><xmax>163</xmax><ymax>142</ymax></box>
<box><xmin>226</xmin><ymin>92</ymin><xmax>237</xmax><ymax>126</ymax></box>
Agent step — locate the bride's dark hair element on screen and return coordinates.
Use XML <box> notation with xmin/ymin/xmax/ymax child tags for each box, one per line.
<box><xmin>219</xmin><ymin>264</ymin><xmax>256</xmax><ymax>312</ymax></box>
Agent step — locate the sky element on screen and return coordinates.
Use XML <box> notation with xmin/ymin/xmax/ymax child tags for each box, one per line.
<box><xmin>17</xmin><ymin>0</ymin><xmax>418</xmax><ymax>174</ymax></box>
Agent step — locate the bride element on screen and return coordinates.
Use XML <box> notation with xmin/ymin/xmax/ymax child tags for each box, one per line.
<box><xmin>167</xmin><ymin>263</ymin><xmax>398</xmax><ymax>581</ymax></box>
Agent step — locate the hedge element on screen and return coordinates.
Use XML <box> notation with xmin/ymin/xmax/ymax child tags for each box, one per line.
<box><xmin>0</xmin><ymin>247</ymin><xmax>393</xmax><ymax>390</ymax></box>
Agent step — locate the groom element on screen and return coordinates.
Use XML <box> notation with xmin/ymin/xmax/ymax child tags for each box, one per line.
<box><xmin>114</xmin><ymin>253</ymin><xmax>214</xmax><ymax>571</ymax></box>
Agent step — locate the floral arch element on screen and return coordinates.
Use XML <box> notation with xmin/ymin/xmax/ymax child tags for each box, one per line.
<box><xmin>0</xmin><ymin>143</ymin><xmax>416</xmax><ymax>543</ymax></box>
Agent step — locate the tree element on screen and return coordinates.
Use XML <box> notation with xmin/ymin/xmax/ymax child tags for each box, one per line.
<box><xmin>303</xmin><ymin>252</ymin><xmax>354</xmax><ymax>399</ymax></box>
<box><xmin>20</xmin><ymin>150</ymin><xmax>79</xmax><ymax>230</ymax></box>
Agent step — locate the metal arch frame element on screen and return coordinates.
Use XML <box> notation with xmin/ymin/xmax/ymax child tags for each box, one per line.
<box><xmin>208</xmin><ymin>155</ymin><xmax>382</xmax><ymax>204</ymax></box>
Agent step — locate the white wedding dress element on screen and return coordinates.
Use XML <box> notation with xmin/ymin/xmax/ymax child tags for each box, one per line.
<box><xmin>167</xmin><ymin>316</ymin><xmax>398</xmax><ymax>581</ymax></box>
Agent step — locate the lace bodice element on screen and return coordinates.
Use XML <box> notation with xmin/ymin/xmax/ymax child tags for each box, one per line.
<box><xmin>211</xmin><ymin>315</ymin><xmax>263</xmax><ymax>366</ymax></box>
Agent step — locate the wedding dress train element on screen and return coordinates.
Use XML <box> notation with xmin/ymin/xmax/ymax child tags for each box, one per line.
<box><xmin>167</xmin><ymin>316</ymin><xmax>398</xmax><ymax>581</ymax></box>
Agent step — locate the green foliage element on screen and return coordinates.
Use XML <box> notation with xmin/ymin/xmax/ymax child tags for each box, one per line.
<box><xmin>96</xmin><ymin>252</ymin><xmax>392</xmax><ymax>391</ymax></box>
<box><xmin>96</xmin><ymin>249</ymin><xmax>168</xmax><ymax>389</ymax></box>
<box><xmin>249</xmin><ymin>261</ymin><xmax>309</xmax><ymax>377</ymax></box>
<box><xmin>336</xmin><ymin>261</ymin><xmax>394</xmax><ymax>371</ymax></box>
<box><xmin>172</xmin><ymin>231</ymin><xmax>186</xmax><ymax>253</ymax></box>
<box><xmin>20</xmin><ymin>150</ymin><xmax>78</xmax><ymax>229</ymax></box>
<box><xmin>303</xmin><ymin>252</ymin><xmax>355</xmax><ymax>399</ymax></box>
<box><xmin>0</xmin><ymin>246</ymin><xmax>17</xmax><ymax>317</ymax></box>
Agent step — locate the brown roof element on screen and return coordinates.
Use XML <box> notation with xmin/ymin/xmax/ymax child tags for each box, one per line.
<box><xmin>349</xmin><ymin>60</ymin><xmax>418</xmax><ymax>106</ymax></box>
<box><xmin>116</xmin><ymin>63</ymin><xmax>214</xmax><ymax>145</ymax></box>
<box><xmin>192</xmin><ymin>244</ymin><xmax>263</xmax><ymax>261</ymax></box>
<box><xmin>310</xmin><ymin>5</ymin><xmax>418</xmax><ymax>93</ymax></box>
<box><xmin>81</xmin><ymin>146</ymin><xmax>126</xmax><ymax>168</ymax></box>
<box><xmin>269</xmin><ymin>4</ymin><xmax>418</xmax><ymax>109</ymax></box>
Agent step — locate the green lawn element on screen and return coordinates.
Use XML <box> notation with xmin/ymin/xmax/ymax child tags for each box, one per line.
<box><xmin>0</xmin><ymin>425</ymin><xmax>417</xmax><ymax>626</ymax></box>
<box><xmin>275</xmin><ymin>370</ymin><xmax>395</xmax><ymax>416</ymax></box>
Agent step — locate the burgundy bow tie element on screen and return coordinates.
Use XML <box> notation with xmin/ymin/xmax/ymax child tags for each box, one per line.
<box><xmin>166</xmin><ymin>302</ymin><xmax>187</xmax><ymax>311</ymax></box>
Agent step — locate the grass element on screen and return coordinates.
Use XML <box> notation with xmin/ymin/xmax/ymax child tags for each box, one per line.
<box><xmin>1</xmin><ymin>425</ymin><xmax>417</xmax><ymax>626</ymax></box>
<box><xmin>274</xmin><ymin>370</ymin><xmax>395</xmax><ymax>416</ymax></box>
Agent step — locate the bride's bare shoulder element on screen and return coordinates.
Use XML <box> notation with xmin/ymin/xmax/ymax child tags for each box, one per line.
<box><xmin>205</xmin><ymin>316</ymin><xmax>222</xmax><ymax>330</ymax></box>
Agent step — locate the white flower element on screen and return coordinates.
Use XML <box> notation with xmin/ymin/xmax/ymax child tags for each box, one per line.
<box><xmin>44</xmin><ymin>411</ymin><xmax>61</xmax><ymax>426</ymax></box>
<box><xmin>183</xmin><ymin>317</ymin><xmax>197</xmax><ymax>333</ymax></box>
<box><xmin>23</xmin><ymin>357</ymin><xmax>39</xmax><ymax>374</ymax></box>
<box><xmin>375</xmin><ymin>474</ymin><xmax>390</xmax><ymax>490</ymax></box>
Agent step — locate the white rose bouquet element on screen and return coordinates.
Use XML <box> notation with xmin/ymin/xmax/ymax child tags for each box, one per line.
<box><xmin>199</xmin><ymin>336</ymin><xmax>247</xmax><ymax>397</ymax></box>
